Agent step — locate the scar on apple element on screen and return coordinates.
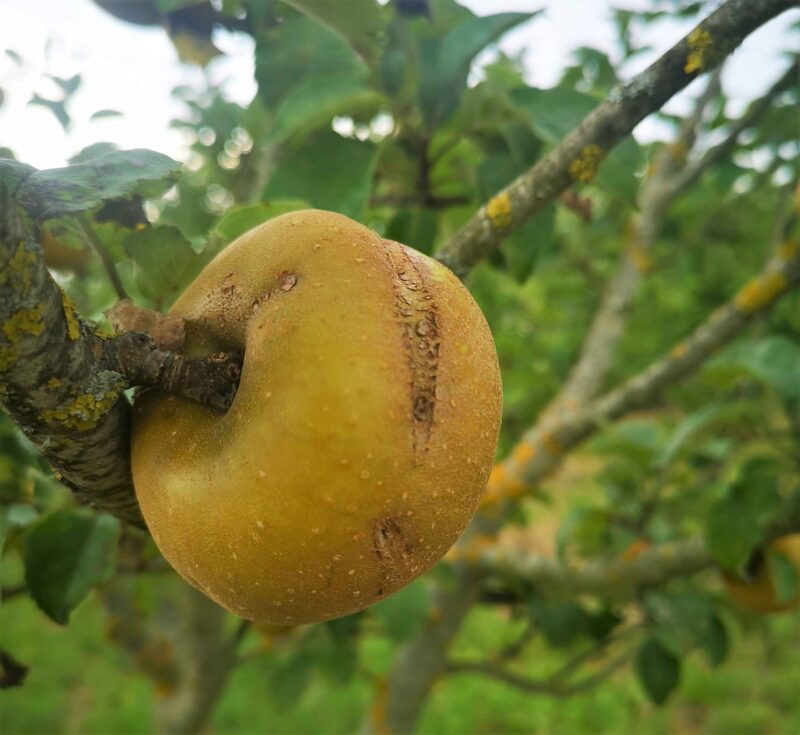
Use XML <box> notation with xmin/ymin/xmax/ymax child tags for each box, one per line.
<box><xmin>382</xmin><ymin>240</ymin><xmax>440</xmax><ymax>455</ymax></box>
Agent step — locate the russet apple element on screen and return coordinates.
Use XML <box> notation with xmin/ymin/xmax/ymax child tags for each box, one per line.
<box><xmin>131</xmin><ymin>209</ymin><xmax>502</xmax><ymax>624</ymax></box>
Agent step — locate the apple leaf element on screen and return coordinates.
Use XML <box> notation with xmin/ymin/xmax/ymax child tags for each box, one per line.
<box><xmin>24</xmin><ymin>510</ymin><xmax>120</xmax><ymax>625</ymax></box>
<box><xmin>16</xmin><ymin>149</ymin><xmax>180</xmax><ymax>220</ymax></box>
<box><xmin>263</xmin><ymin>130</ymin><xmax>378</xmax><ymax>219</ymax></box>
<box><xmin>635</xmin><ymin>638</ymin><xmax>680</xmax><ymax>705</ymax></box>
<box><xmin>281</xmin><ymin>0</ymin><xmax>388</xmax><ymax>66</ymax></box>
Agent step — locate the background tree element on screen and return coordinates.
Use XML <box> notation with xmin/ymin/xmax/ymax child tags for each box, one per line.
<box><xmin>1</xmin><ymin>1</ymin><xmax>799</xmax><ymax>733</ymax></box>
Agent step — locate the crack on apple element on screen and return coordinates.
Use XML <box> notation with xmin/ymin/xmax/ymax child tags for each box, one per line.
<box><xmin>382</xmin><ymin>240</ymin><xmax>440</xmax><ymax>456</ymax></box>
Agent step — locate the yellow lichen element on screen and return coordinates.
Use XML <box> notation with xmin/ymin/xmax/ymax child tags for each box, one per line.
<box><xmin>628</xmin><ymin>244</ymin><xmax>653</xmax><ymax>274</ymax></box>
<box><xmin>61</xmin><ymin>291</ymin><xmax>81</xmax><ymax>340</ymax></box>
<box><xmin>41</xmin><ymin>386</ymin><xmax>123</xmax><ymax>431</ymax></box>
<box><xmin>568</xmin><ymin>145</ymin><xmax>604</xmax><ymax>183</ymax></box>
<box><xmin>734</xmin><ymin>271</ymin><xmax>788</xmax><ymax>314</ymax></box>
<box><xmin>47</xmin><ymin>377</ymin><xmax>62</xmax><ymax>389</ymax></box>
<box><xmin>541</xmin><ymin>431</ymin><xmax>563</xmax><ymax>456</ymax></box>
<box><xmin>685</xmin><ymin>28</ymin><xmax>713</xmax><ymax>74</ymax></box>
<box><xmin>511</xmin><ymin>441</ymin><xmax>536</xmax><ymax>465</ymax></box>
<box><xmin>0</xmin><ymin>305</ymin><xmax>46</xmax><ymax>368</ymax></box>
<box><xmin>776</xmin><ymin>240</ymin><xmax>798</xmax><ymax>263</ymax></box>
<box><xmin>670</xmin><ymin>342</ymin><xmax>687</xmax><ymax>359</ymax></box>
<box><xmin>486</xmin><ymin>192</ymin><xmax>513</xmax><ymax>229</ymax></box>
<box><xmin>0</xmin><ymin>242</ymin><xmax>38</xmax><ymax>292</ymax></box>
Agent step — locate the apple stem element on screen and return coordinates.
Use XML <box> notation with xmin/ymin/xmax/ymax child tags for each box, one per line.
<box><xmin>105</xmin><ymin>331</ymin><xmax>242</xmax><ymax>412</ymax></box>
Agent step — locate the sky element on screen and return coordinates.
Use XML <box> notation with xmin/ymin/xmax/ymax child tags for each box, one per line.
<box><xmin>0</xmin><ymin>0</ymin><xmax>797</xmax><ymax>170</ymax></box>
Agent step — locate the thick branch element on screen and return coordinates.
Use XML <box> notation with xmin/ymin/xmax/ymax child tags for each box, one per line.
<box><xmin>435</xmin><ymin>0</ymin><xmax>797</xmax><ymax>277</ymax></box>
<box><xmin>1</xmin><ymin>183</ymin><xmax>242</xmax><ymax>523</ymax></box>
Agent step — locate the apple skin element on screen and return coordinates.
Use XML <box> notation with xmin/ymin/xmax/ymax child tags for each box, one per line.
<box><xmin>131</xmin><ymin>209</ymin><xmax>502</xmax><ymax>624</ymax></box>
<box><xmin>723</xmin><ymin>535</ymin><xmax>800</xmax><ymax>614</ymax></box>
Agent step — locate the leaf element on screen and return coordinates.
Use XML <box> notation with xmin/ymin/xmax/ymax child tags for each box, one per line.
<box><xmin>68</xmin><ymin>142</ymin><xmax>120</xmax><ymax>164</ymax></box>
<box><xmin>281</xmin><ymin>0</ymin><xmax>388</xmax><ymax>66</ymax></box>
<box><xmin>511</xmin><ymin>86</ymin><xmax>596</xmax><ymax>144</ymax></box>
<box><xmin>266</xmin><ymin>653</ymin><xmax>312</xmax><ymax>711</ymax></box>
<box><xmin>0</xmin><ymin>159</ymin><xmax>36</xmax><ymax>197</ymax></box>
<box><xmin>656</xmin><ymin>403</ymin><xmax>724</xmax><ymax>470</ymax></box>
<box><xmin>647</xmin><ymin>591</ymin><xmax>715</xmax><ymax>656</ymax></box>
<box><xmin>419</xmin><ymin>12</ymin><xmax>538</xmax><ymax>127</ymax></box>
<box><xmin>263</xmin><ymin>129</ymin><xmax>378</xmax><ymax>219</ymax></box>
<box><xmin>702</xmin><ymin>613</ymin><xmax>729</xmax><ymax>668</ymax></box>
<box><xmin>533</xmin><ymin>600</ymin><xmax>589</xmax><ymax>647</ymax></box>
<box><xmin>255</xmin><ymin>14</ymin><xmax>367</xmax><ymax>111</ymax></box>
<box><xmin>49</xmin><ymin>73</ymin><xmax>82</xmax><ymax>98</ymax></box>
<box><xmin>767</xmin><ymin>549</ymin><xmax>798</xmax><ymax>605</ymax></box>
<box><xmin>24</xmin><ymin>510</ymin><xmax>120</xmax><ymax>624</ymax></box>
<box><xmin>126</xmin><ymin>225</ymin><xmax>207</xmax><ymax>306</ymax></box>
<box><xmin>705</xmin><ymin>457</ymin><xmax>782</xmax><ymax>571</ymax></box>
<box><xmin>28</xmin><ymin>94</ymin><xmax>70</xmax><ymax>131</ymax></box>
<box><xmin>738</xmin><ymin>336</ymin><xmax>800</xmax><ymax>403</ymax></box>
<box><xmin>269</xmin><ymin>77</ymin><xmax>377</xmax><ymax>144</ymax></box>
<box><xmin>635</xmin><ymin>638</ymin><xmax>680</xmax><ymax>705</ymax></box>
<box><xmin>5</xmin><ymin>49</ymin><xmax>23</xmax><ymax>66</ymax></box>
<box><xmin>384</xmin><ymin>207</ymin><xmax>438</xmax><ymax>256</ymax></box>
<box><xmin>370</xmin><ymin>578</ymin><xmax>430</xmax><ymax>641</ymax></box>
<box><xmin>90</xmin><ymin>109</ymin><xmax>123</xmax><ymax>121</ymax></box>
<box><xmin>500</xmin><ymin>203</ymin><xmax>556</xmax><ymax>283</ymax></box>
<box><xmin>16</xmin><ymin>149</ymin><xmax>180</xmax><ymax>220</ymax></box>
<box><xmin>213</xmin><ymin>200</ymin><xmax>310</xmax><ymax>243</ymax></box>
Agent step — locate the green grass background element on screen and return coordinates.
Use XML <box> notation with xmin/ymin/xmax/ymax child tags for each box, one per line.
<box><xmin>2</xmin><ymin>589</ymin><xmax>799</xmax><ymax>735</ymax></box>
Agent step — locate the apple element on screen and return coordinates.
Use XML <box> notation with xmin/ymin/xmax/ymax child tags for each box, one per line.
<box><xmin>131</xmin><ymin>209</ymin><xmax>502</xmax><ymax>624</ymax></box>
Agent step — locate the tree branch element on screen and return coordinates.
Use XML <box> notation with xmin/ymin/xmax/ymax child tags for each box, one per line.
<box><xmin>1</xmin><ymin>183</ymin><xmax>242</xmax><ymax>523</ymax></box>
<box><xmin>435</xmin><ymin>0</ymin><xmax>797</xmax><ymax>278</ymax></box>
<box><xmin>483</xmin><ymin>235</ymin><xmax>800</xmax><ymax>507</ymax></box>
<box><xmin>477</xmin><ymin>501</ymin><xmax>800</xmax><ymax>598</ymax></box>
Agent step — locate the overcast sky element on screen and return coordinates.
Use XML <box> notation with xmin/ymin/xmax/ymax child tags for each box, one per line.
<box><xmin>0</xmin><ymin>0</ymin><xmax>797</xmax><ymax>169</ymax></box>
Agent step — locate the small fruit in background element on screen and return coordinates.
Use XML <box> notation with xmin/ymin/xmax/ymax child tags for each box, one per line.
<box><xmin>723</xmin><ymin>534</ymin><xmax>800</xmax><ymax>613</ymax></box>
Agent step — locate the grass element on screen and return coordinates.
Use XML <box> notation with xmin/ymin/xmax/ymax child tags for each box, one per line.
<box><xmin>1</xmin><ymin>583</ymin><xmax>799</xmax><ymax>735</ymax></box>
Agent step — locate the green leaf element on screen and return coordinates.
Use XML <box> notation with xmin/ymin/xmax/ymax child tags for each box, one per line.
<box><xmin>647</xmin><ymin>592</ymin><xmax>715</xmax><ymax>656</ymax></box>
<box><xmin>281</xmin><ymin>0</ymin><xmax>388</xmax><ymax>66</ymax></box>
<box><xmin>68</xmin><ymin>142</ymin><xmax>119</xmax><ymax>165</ymax></box>
<box><xmin>49</xmin><ymin>74</ymin><xmax>81</xmax><ymax>98</ymax></box>
<box><xmin>768</xmin><ymin>549</ymin><xmax>798</xmax><ymax>605</ymax></box>
<box><xmin>656</xmin><ymin>403</ymin><xmax>724</xmax><ymax>470</ymax></box>
<box><xmin>705</xmin><ymin>457</ymin><xmax>782</xmax><ymax>571</ymax></box>
<box><xmin>635</xmin><ymin>638</ymin><xmax>680</xmax><ymax>705</ymax></box>
<box><xmin>126</xmin><ymin>225</ymin><xmax>207</xmax><ymax>306</ymax></box>
<box><xmin>419</xmin><ymin>12</ymin><xmax>538</xmax><ymax>127</ymax></box>
<box><xmin>266</xmin><ymin>653</ymin><xmax>312</xmax><ymax>711</ymax></box>
<box><xmin>500</xmin><ymin>203</ymin><xmax>556</xmax><ymax>283</ymax></box>
<box><xmin>384</xmin><ymin>208</ymin><xmax>438</xmax><ymax>256</ymax></box>
<box><xmin>213</xmin><ymin>200</ymin><xmax>310</xmax><ymax>243</ymax></box>
<box><xmin>28</xmin><ymin>94</ymin><xmax>70</xmax><ymax>131</ymax></box>
<box><xmin>24</xmin><ymin>510</ymin><xmax>120</xmax><ymax>625</ymax></box>
<box><xmin>269</xmin><ymin>77</ymin><xmax>376</xmax><ymax>144</ymax></box>
<box><xmin>737</xmin><ymin>336</ymin><xmax>800</xmax><ymax>402</ymax></box>
<box><xmin>533</xmin><ymin>600</ymin><xmax>589</xmax><ymax>647</ymax></box>
<box><xmin>90</xmin><ymin>109</ymin><xmax>123</xmax><ymax>121</ymax></box>
<box><xmin>16</xmin><ymin>149</ymin><xmax>180</xmax><ymax>220</ymax></box>
<box><xmin>702</xmin><ymin>613</ymin><xmax>729</xmax><ymax>668</ymax></box>
<box><xmin>511</xmin><ymin>86</ymin><xmax>596</xmax><ymax>144</ymax></box>
<box><xmin>0</xmin><ymin>158</ymin><xmax>36</xmax><ymax>196</ymax></box>
<box><xmin>255</xmin><ymin>14</ymin><xmax>367</xmax><ymax>110</ymax></box>
<box><xmin>370</xmin><ymin>578</ymin><xmax>430</xmax><ymax>641</ymax></box>
<box><xmin>263</xmin><ymin>129</ymin><xmax>377</xmax><ymax>219</ymax></box>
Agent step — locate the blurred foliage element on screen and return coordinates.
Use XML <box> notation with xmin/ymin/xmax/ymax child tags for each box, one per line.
<box><xmin>1</xmin><ymin>0</ymin><xmax>799</xmax><ymax>728</ymax></box>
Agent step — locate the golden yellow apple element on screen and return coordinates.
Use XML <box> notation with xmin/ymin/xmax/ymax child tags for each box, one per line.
<box><xmin>723</xmin><ymin>534</ymin><xmax>800</xmax><ymax>614</ymax></box>
<box><xmin>131</xmin><ymin>209</ymin><xmax>502</xmax><ymax>624</ymax></box>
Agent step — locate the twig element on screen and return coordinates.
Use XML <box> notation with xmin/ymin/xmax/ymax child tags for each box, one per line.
<box><xmin>482</xmin><ymin>233</ymin><xmax>800</xmax><ymax>507</ymax></box>
<box><xmin>446</xmin><ymin>650</ymin><xmax>632</xmax><ymax>698</ymax></box>
<box><xmin>74</xmin><ymin>213</ymin><xmax>128</xmax><ymax>301</ymax></box>
<box><xmin>435</xmin><ymin>0</ymin><xmax>797</xmax><ymax>278</ymax></box>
